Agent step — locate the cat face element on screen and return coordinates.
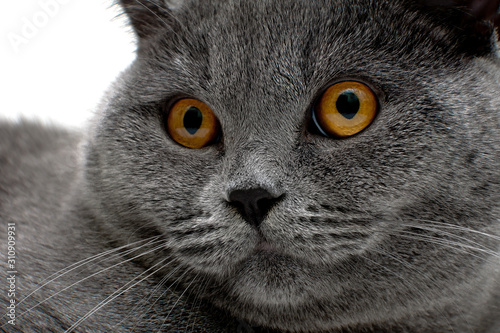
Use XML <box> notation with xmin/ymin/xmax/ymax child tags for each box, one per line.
<box><xmin>86</xmin><ymin>0</ymin><xmax>500</xmax><ymax>330</ymax></box>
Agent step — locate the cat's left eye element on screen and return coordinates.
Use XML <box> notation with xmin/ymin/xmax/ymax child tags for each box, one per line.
<box><xmin>166</xmin><ymin>98</ymin><xmax>221</xmax><ymax>149</ymax></box>
<box><xmin>311</xmin><ymin>81</ymin><xmax>378</xmax><ymax>138</ymax></box>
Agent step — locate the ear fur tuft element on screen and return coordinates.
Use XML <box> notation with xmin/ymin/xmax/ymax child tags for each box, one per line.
<box><xmin>117</xmin><ymin>0</ymin><xmax>172</xmax><ymax>39</ymax></box>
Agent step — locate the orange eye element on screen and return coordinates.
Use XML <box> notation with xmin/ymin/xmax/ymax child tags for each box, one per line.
<box><xmin>313</xmin><ymin>81</ymin><xmax>378</xmax><ymax>138</ymax></box>
<box><xmin>166</xmin><ymin>98</ymin><xmax>220</xmax><ymax>149</ymax></box>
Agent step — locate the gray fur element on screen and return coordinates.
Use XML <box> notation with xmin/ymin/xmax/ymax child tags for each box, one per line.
<box><xmin>1</xmin><ymin>0</ymin><xmax>499</xmax><ymax>332</ymax></box>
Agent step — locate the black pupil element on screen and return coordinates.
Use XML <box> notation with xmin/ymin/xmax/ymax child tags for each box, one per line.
<box><xmin>336</xmin><ymin>92</ymin><xmax>360</xmax><ymax>120</ymax></box>
<box><xmin>183</xmin><ymin>107</ymin><xmax>203</xmax><ymax>135</ymax></box>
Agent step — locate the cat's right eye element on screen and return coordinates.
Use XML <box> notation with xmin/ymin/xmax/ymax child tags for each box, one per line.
<box><xmin>166</xmin><ymin>98</ymin><xmax>221</xmax><ymax>149</ymax></box>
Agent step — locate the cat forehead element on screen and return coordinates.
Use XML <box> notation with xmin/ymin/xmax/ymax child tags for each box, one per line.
<box><xmin>127</xmin><ymin>0</ymin><xmax>497</xmax><ymax>64</ymax></box>
<box><xmin>145</xmin><ymin>0</ymin><xmax>472</xmax><ymax>64</ymax></box>
<box><xmin>170</xmin><ymin>0</ymin><xmax>388</xmax><ymax>42</ymax></box>
<box><xmin>125</xmin><ymin>0</ymin><xmax>496</xmax><ymax>110</ymax></box>
<box><xmin>136</xmin><ymin>0</ymin><xmax>450</xmax><ymax>90</ymax></box>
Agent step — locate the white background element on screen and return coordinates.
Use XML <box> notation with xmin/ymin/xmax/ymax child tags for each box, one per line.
<box><xmin>0</xmin><ymin>0</ymin><xmax>136</xmax><ymax>129</ymax></box>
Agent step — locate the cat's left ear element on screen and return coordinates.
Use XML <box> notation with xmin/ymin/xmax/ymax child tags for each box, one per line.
<box><xmin>467</xmin><ymin>0</ymin><xmax>500</xmax><ymax>27</ymax></box>
<box><xmin>420</xmin><ymin>0</ymin><xmax>499</xmax><ymax>23</ymax></box>
<box><xmin>118</xmin><ymin>0</ymin><xmax>181</xmax><ymax>40</ymax></box>
<box><xmin>418</xmin><ymin>0</ymin><xmax>499</xmax><ymax>54</ymax></box>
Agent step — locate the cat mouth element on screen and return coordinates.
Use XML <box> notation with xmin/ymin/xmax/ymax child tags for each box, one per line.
<box><xmin>254</xmin><ymin>240</ymin><xmax>276</xmax><ymax>252</ymax></box>
<box><xmin>253</xmin><ymin>233</ymin><xmax>281</xmax><ymax>255</ymax></box>
<box><xmin>251</xmin><ymin>237</ymin><xmax>296</xmax><ymax>261</ymax></box>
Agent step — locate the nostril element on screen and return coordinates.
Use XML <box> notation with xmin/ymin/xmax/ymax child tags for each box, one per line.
<box><xmin>228</xmin><ymin>188</ymin><xmax>284</xmax><ymax>228</ymax></box>
<box><xmin>256</xmin><ymin>197</ymin><xmax>273</xmax><ymax>216</ymax></box>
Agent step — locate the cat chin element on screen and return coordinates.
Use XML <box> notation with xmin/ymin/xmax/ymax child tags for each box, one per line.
<box><xmin>205</xmin><ymin>240</ymin><xmax>481</xmax><ymax>331</ymax></box>
<box><xmin>211</xmin><ymin>254</ymin><xmax>348</xmax><ymax>313</ymax></box>
<box><xmin>213</xmin><ymin>278</ymin><xmax>367</xmax><ymax>333</ymax></box>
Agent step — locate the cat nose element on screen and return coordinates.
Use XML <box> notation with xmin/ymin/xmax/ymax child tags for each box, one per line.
<box><xmin>228</xmin><ymin>188</ymin><xmax>283</xmax><ymax>228</ymax></box>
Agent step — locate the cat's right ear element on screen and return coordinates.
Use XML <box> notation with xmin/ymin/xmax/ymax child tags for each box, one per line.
<box><xmin>117</xmin><ymin>0</ymin><xmax>180</xmax><ymax>40</ymax></box>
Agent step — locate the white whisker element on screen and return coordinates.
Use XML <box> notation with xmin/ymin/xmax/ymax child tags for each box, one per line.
<box><xmin>400</xmin><ymin>224</ymin><xmax>497</xmax><ymax>254</ymax></box>
<box><xmin>125</xmin><ymin>263</ymin><xmax>185</xmax><ymax>331</ymax></box>
<box><xmin>18</xmin><ymin>236</ymin><xmax>162</xmax><ymax>306</ymax></box>
<box><xmin>398</xmin><ymin>231</ymin><xmax>500</xmax><ymax>260</ymax></box>
<box><xmin>65</xmin><ymin>257</ymin><xmax>172</xmax><ymax>332</ymax></box>
<box><xmin>18</xmin><ymin>242</ymin><xmax>169</xmax><ymax>320</ymax></box>
<box><xmin>184</xmin><ymin>275</ymin><xmax>210</xmax><ymax>333</ymax></box>
<box><xmin>366</xmin><ymin>249</ymin><xmax>461</xmax><ymax>332</ymax></box>
<box><xmin>159</xmin><ymin>271</ymin><xmax>200</xmax><ymax>332</ymax></box>
<box><xmin>412</xmin><ymin>219</ymin><xmax>500</xmax><ymax>241</ymax></box>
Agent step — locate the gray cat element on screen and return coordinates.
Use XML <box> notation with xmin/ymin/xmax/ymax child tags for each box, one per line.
<box><xmin>1</xmin><ymin>0</ymin><xmax>499</xmax><ymax>332</ymax></box>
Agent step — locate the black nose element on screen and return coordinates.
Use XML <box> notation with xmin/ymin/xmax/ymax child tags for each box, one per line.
<box><xmin>228</xmin><ymin>188</ymin><xmax>283</xmax><ymax>228</ymax></box>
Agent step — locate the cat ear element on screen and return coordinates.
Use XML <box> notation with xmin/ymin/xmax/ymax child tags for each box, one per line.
<box><xmin>117</xmin><ymin>0</ymin><xmax>181</xmax><ymax>39</ymax></box>
<box><xmin>467</xmin><ymin>0</ymin><xmax>500</xmax><ymax>26</ymax></box>
<box><xmin>420</xmin><ymin>0</ymin><xmax>499</xmax><ymax>26</ymax></box>
<box><xmin>418</xmin><ymin>0</ymin><xmax>499</xmax><ymax>54</ymax></box>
